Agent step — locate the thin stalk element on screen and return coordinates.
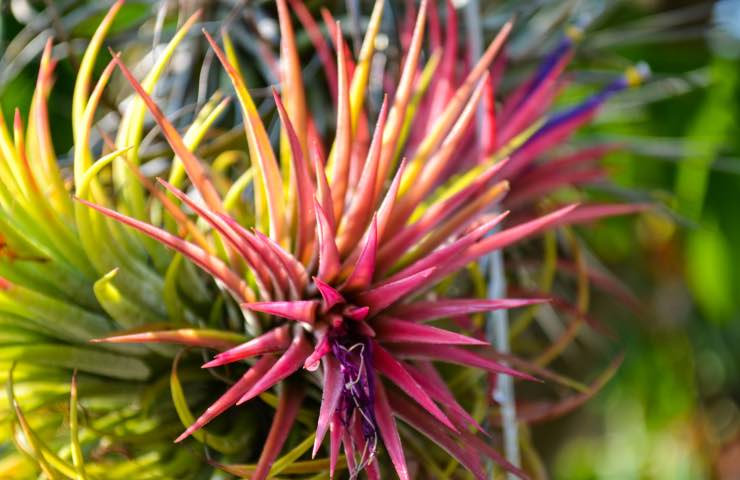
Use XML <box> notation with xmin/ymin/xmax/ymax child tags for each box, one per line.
<box><xmin>464</xmin><ymin>0</ymin><xmax>521</xmax><ymax>475</ymax></box>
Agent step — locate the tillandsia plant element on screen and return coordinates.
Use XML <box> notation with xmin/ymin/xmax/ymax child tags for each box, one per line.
<box><xmin>0</xmin><ymin>0</ymin><xmax>651</xmax><ymax>478</ymax></box>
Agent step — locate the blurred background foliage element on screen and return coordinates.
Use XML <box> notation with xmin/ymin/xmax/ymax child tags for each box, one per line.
<box><xmin>1</xmin><ymin>0</ymin><xmax>739</xmax><ymax>478</ymax></box>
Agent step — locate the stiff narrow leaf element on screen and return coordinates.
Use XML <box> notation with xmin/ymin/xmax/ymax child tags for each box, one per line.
<box><xmin>455</xmin><ymin>204</ymin><xmax>580</xmax><ymax>270</ymax></box>
<box><xmin>251</xmin><ymin>383</ymin><xmax>306</xmax><ymax>480</ymax></box>
<box><xmin>342</xmin><ymin>217</ymin><xmax>378</xmax><ymax>292</ymax></box>
<box><xmin>388</xmin><ymin>392</ymin><xmax>486</xmax><ymax>480</ymax></box>
<box><xmin>376</xmin><ymin>0</ymin><xmax>428</xmax><ymax>193</ymax></box>
<box><xmin>177</xmin><ymin>356</ymin><xmax>276</xmax><ymax>442</ymax></box>
<box><xmin>356</xmin><ymin>267</ymin><xmax>436</xmax><ymax>314</ymax></box>
<box><xmin>243</xmin><ymin>301</ymin><xmax>318</xmax><ymax>325</ymax></box>
<box><xmin>400</xmin><ymin>19</ymin><xmax>513</xmax><ymax>194</ymax></box>
<box><xmin>338</xmin><ymin>97</ymin><xmax>389</xmax><ymax>255</ymax></box>
<box><xmin>328</xmin><ymin>27</ymin><xmax>352</xmax><ymax>221</ymax></box>
<box><xmin>312</xmin><ymin>143</ymin><xmax>336</xmax><ymax>232</ymax></box>
<box><xmin>407</xmin><ymin>362</ymin><xmax>486</xmax><ymax>434</ymax></box>
<box><xmin>329</xmin><ymin>414</ymin><xmax>343</xmax><ymax>479</ymax></box>
<box><xmin>373</xmin><ymin>377</ymin><xmax>409</xmax><ymax>480</ymax></box>
<box><xmin>288</xmin><ymin>0</ymin><xmax>338</xmax><ymax>101</ymax></box>
<box><xmin>315</xmin><ymin>200</ymin><xmax>341</xmax><ymax>282</ymax></box>
<box><xmin>203</xmin><ymin>326</ymin><xmax>292</xmax><ymax>368</ymax></box>
<box><xmin>373</xmin><ymin>343</ymin><xmax>455</xmax><ymax>431</ymax></box>
<box><xmin>111</xmin><ymin>55</ymin><xmax>224</xmax><ymax>214</ymax></box>
<box><xmin>276</xmin><ymin>0</ymin><xmax>308</xmax><ymax>154</ymax></box>
<box><xmin>313</xmin><ymin>356</ymin><xmax>343</xmax><ymax>457</ymax></box>
<box><xmin>384</xmin><ymin>211</ymin><xmax>509</xmax><ymax>284</ymax></box>
<box><xmin>314</xmin><ymin>277</ymin><xmax>345</xmax><ymax>311</ymax></box>
<box><xmin>375</xmin><ymin>317</ymin><xmax>488</xmax><ymax>345</ymax></box>
<box><xmin>391</xmin><ymin>298</ymin><xmax>548</xmax><ymax>323</ymax></box>
<box><xmin>203</xmin><ymin>30</ymin><xmax>285</xmax><ymax>242</ymax></box>
<box><xmin>75</xmin><ymin>198</ymin><xmax>254</xmax><ymax>302</ymax></box>
<box><xmin>390</xmin><ymin>344</ymin><xmax>538</xmax><ymax>381</ymax></box>
<box><xmin>273</xmin><ymin>90</ymin><xmax>316</xmax><ymax>263</ymax></box>
<box><xmin>237</xmin><ymin>334</ymin><xmax>312</xmax><ymax>404</ymax></box>
<box><xmin>93</xmin><ymin>328</ymin><xmax>244</xmax><ymax>351</ymax></box>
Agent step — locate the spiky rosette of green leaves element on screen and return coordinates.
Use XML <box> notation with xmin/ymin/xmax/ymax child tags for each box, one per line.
<box><xmin>0</xmin><ymin>0</ymin><xmax>650</xmax><ymax>478</ymax></box>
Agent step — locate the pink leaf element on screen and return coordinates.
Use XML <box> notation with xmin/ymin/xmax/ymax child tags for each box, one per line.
<box><xmin>273</xmin><ymin>89</ymin><xmax>316</xmax><ymax>263</ymax></box>
<box><xmin>314</xmin><ymin>277</ymin><xmax>345</xmax><ymax>311</ymax></box>
<box><xmin>383</xmin><ymin>211</ymin><xmax>509</xmax><ymax>284</ymax></box>
<box><xmin>407</xmin><ymin>361</ymin><xmax>486</xmax><ymax>434</ymax></box>
<box><xmin>202</xmin><ymin>326</ymin><xmax>291</xmax><ymax>368</ymax></box>
<box><xmin>313</xmin><ymin>355</ymin><xmax>343</xmax><ymax>457</ymax></box>
<box><xmin>345</xmin><ymin>306</ymin><xmax>370</xmax><ymax>322</ymax></box>
<box><xmin>388</xmin><ymin>393</ymin><xmax>487</xmax><ymax>480</ymax></box>
<box><xmin>329</xmin><ymin>27</ymin><xmax>352</xmax><ymax>222</ymax></box>
<box><xmin>236</xmin><ymin>333</ymin><xmax>312</xmax><ymax>405</ymax></box>
<box><xmin>251</xmin><ymin>381</ymin><xmax>306</xmax><ymax>480</ymax></box>
<box><xmin>356</xmin><ymin>267</ymin><xmax>436</xmax><ymax>314</ymax></box>
<box><xmin>75</xmin><ymin>198</ymin><xmax>254</xmax><ymax>302</ymax></box>
<box><xmin>157</xmin><ymin>179</ymin><xmax>281</xmax><ymax>297</ymax></box>
<box><xmin>311</xmin><ymin>139</ymin><xmax>336</xmax><ymax>233</ymax></box>
<box><xmin>373</xmin><ymin>375</ymin><xmax>410</xmax><ymax>480</ymax></box>
<box><xmin>243</xmin><ymin>301</ymin><xmax>318</xmax><ymax>325</ymax></box>
<box><xmin>341</xmin><ymin>217</ymin><xmax>378</xmax><ymax>292</ymax></box>
<box><xmin>390</xmin><ymin>298</ymin><xmax>547</xmax><ymax>323</ymax></box>
<box><xmin>111</xmin><ymin>55</ymin><xmax>224</xmax><ymax>214</ymax></box>
<box><xmin>315</xmin><ymin>199</ymin><xmax>341</xmax><ymax>282</ymax></box>
<box><xmin>376</xmin><ymin>159</ymin><xmax>407</xmax><ymax>243</ymax></box>
<box><xmin>373</xmin><ymin>343</ymin><xmax>456</xmax><ymax>431</ymax></box>
<box><xmin>247</xmin><ymin>226</ymin><xmax>308</xmax><ymax>290</ymax></box>
<box><xmin>456</xmin><ymin>204</ymin><xmax>579</xmax><ymax>270</ymax></box>
<box><xmin>92</xmin><ymin>329</ymin><xmax>241</xmax><ymax>351</ymax></box>
<box><xmin>304</xmin><ymin>332</ymin><xmax>331</xmax><ymax>371</ymax></box>
<box><xmin>175</xmin><ymin>355</ymin><xmax>276</xmax><ymax>442</ymax></box>
<box><xmin>551</xmin><ymin>203</ymin><xmax>649</xmax><ymax>227</ymax></box>
<box><xmin>375</xmin><ymin>316</ymin><xmax>488</xmax><ymax>345</ymax></box>
<box><xmin>389</xmin><ymin>343</ymin><xmax>539</xmax><ymax>382</ymax></box>
<box><xmin>337</xmin><ymin>96</ymin><xmax>389</xmax><ymax>255</ymax></box>
<box><xmin>329</xmin><ymin>413</ymin><xmax>343</xmax><ymax>479</ymax></box>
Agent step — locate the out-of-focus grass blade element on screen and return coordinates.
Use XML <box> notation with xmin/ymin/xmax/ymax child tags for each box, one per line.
<box><xmin>69</xmin><ymin>371</ymin><xmax>88</xmax><ymax>480</ymax></box>
<box><xmin>0</xmin><ymin>346</ymin><xmax>150</xmax><ymax>380</ymax></box>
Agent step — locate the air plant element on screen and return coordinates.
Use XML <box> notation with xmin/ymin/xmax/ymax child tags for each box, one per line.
<box><xmin>0</xmin><ymin>0</ymin><xmax>649</xmax><ymax>478</ymax></box>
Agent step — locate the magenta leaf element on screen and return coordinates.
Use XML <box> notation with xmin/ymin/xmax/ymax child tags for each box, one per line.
<box><xmin>374</xmin><ymin>316</ymin><xmax>488</xmax><ymax>345</ymax></box>
<box><xmin>373</xmin><ymin>342</ymin><xmax>456</xmax><ymax>431</ymax></box>
<box><xmin>236</xmin><ymin>333</ymin><xmax>312</xmax><ymax>404</ymax></box>
<box><xmin>202</xmin><ymin>325</ymin><xmax>292</xmax><ymax>368</ymax></box>
<box><xmin>176</xmin><ymin>355</ymin><xmax>276</xmax><ymax>442</ymax></box>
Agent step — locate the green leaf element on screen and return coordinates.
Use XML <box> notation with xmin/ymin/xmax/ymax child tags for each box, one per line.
<box><xmin>69</xmin><ymin>372</ymin><xmax>88</xmax><ymax>480</ymax></box>
<box><xmin>0</xmin><ymin>345</ymin><xmax>150</xmax><ymax>380</ymax></box>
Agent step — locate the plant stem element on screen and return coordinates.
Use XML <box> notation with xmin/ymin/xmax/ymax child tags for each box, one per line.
<box><xmin>462</xmin><ymin>0</ymin><xmax>521</xmax><ymax>475</ymax></box>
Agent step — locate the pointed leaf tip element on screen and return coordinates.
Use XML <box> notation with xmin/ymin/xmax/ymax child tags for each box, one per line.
<box><xmin>243</xmin><ymin>300</ymin><xmax>318</xmax><ymax>324</ymax></box>
<box><xmin>314</xmin><ymin>277</ymin><xmax>345</xmax><ymax>311</ymax></box>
